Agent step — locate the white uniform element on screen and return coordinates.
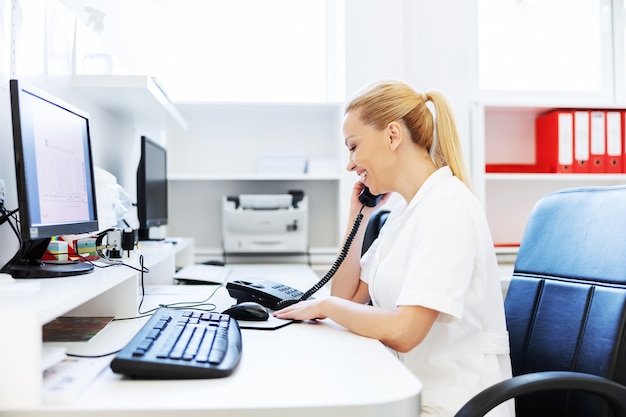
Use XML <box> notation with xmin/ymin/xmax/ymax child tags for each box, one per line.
<box><xmin>360</xmin><ymin>167</ymin><xmax>514</xmax><ymax>417</ymax></box>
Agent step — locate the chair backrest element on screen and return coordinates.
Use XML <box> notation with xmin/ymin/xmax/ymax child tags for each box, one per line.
<box><xmin>362</xmin><ymin>209</ymin><xmax>390</xmax><ymax>255</ymax></box>
<box><xmin>505</xmin><ymin>186</ymin><xmax>626</xmax><ymax>417</ymax></box>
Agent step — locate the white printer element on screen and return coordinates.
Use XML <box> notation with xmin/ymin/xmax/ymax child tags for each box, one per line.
<box><xmin>222</xmin><ymin>191</ymin><xmax>308</xmax><ymax>254</ymax></box>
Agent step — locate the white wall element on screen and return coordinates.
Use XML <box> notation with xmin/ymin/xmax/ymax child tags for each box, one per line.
<box><xmin>413</xmin><ymin>1</ymin><xmax>478</xmax><ymax>175</ymax></box>
<box><xmin>344</xmin><ymin>0</ymin><xmax>476</xmax><ymax>149</ymax></box>
<box><xmin>339</xmin><ymin>0</ymin><xmax>476</xmax><ymax>226</ymax></box>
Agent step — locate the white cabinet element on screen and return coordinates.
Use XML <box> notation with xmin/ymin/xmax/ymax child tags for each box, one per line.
<box><xmin>0</xmin><ymin>243</ymin><xmax>181</xmax><ymax>409</ymax></box>
<box><xmin>166</xmin><ymin>102</ymin><xmax>348</xmax><ymax>262</ymax></box>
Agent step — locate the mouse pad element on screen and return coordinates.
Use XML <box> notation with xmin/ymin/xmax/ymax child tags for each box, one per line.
<box><xmin>236</xmin><ymin>315</ymin><xmax>294</xmax><ymax>330</ymax></box>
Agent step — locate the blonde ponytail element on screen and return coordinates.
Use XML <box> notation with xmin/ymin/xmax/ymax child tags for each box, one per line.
<box><xmin>426</xmin><ymin>91</ymin><xmax>471</xmax><ymax>189</ymax></box>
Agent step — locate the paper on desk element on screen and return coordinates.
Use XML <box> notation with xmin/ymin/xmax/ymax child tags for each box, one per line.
<box><xmin>43</xmin><ymin>356</ymin><xmax>110</xmax><ymax>404</ymax></box>
<box><xmin>173</xmin><ymin>264</ymin><xmax>231</xmax><ymax>285</ymax></box>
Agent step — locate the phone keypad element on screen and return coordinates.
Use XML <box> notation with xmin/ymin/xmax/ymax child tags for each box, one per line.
<box><xmin>272</xmin><ymin>284</ymin><xmax>303</xmax><ymax>298</ymax></box>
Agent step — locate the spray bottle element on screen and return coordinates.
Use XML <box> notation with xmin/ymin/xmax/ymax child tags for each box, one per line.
<box><xmin>82</xmin><ymin>7</ymin><xmax>113</xmax><ymax>74</ymax></box>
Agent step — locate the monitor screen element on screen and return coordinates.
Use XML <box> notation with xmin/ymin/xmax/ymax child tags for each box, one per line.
<box><xmin>2</xmin><ymin>79</ymin><xmax>98</xmax><ymax>278</ymax></box>
<box><xmin>137</xmin><ymin>135</ymin><xmax>168</xmax><ymax>240</ymax></box>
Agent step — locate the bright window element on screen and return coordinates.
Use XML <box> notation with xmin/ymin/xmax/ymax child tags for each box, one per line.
<box><xmin>477</xmin><ymin>0</ymin><xmax>606</xmax><ymax>92</ymax></box>
<box><xmin>74</xmin><ymin>0</ymin><xmax>336</xmax><ymax>102</ymax></box>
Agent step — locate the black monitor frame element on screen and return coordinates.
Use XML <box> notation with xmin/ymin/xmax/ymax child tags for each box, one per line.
<box><xmin>2</xmin><ymin>79</ymin><xmax>99</xmax><ymax>278</ymax></box>
<box><xmin>136</xmin><ymin>135</ymin><xmax>168</xmax><ymax>241</ymax></box>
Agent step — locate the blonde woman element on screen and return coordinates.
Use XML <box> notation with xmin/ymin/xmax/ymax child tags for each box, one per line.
<box><xmin>275</xmin><ymin>80</ymin><xmax>514</xmax><ymax>417</ymax></box>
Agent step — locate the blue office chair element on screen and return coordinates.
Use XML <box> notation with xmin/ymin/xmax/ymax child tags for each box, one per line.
<box><xmin>361</xmin><ymin>209</ymin><xmax>390</xmax><ymax>255</ymax></box>
<box><xmin>455</xmin><ymin>186</ymin><xmax>626</xmax><ymax>417</ymax></box>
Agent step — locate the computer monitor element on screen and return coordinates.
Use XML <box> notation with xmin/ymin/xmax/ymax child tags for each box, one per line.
<box><xmin>2</xmin><ymin>80</ymin><xmax>99</xmax><ymax>278</ymax></box>
<box><xmin>136</xmin><ymin>135</ymin><xmax>168</xmax><ymax>241</ymax></box>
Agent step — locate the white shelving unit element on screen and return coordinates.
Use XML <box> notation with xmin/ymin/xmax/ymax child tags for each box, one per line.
<box><xmin>73</xmin><ymin>75</ymin><xmax>188</xmax><ymax>131</ymax></box>
<box><xmin>168</xmin><ymin>172</ymin><xmax>340</xmax><ymax>181</ymax></box>
<box><xmin>472</xmin><ymin>0</ymin><xmax>626</xmax><ymax>255</ymax></box>
<box><xmin>165</xmin><ymin>101</ymin><xmax>349</xmax><ymax>261</ymax></box>
<box><xmin>70</xmin><ymin>74</ymin><xmax>348</xmax><ymax>263</ymax></box>
<box><xmin>472</xmin><ymin>103</ymin><xmax>626</xmax><ymax>249</ymax></box>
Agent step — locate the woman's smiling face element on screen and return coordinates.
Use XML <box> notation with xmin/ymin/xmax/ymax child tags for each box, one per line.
<box><xmin>343</xmin><ymin>110</ymin><xmax>392</xmax><ymax>195</ymax></box>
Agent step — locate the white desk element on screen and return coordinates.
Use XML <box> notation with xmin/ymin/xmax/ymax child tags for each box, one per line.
<box><xmin>0</xmin><ymin>256</ymin><xmax>422</xmax><ymax>416</ymax></box>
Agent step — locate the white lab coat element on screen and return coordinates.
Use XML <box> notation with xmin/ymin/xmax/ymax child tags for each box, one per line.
<box><xmin>360</xmin><ymin>167</ymin><xmax>514</xmax><ymax>417</ymax></box>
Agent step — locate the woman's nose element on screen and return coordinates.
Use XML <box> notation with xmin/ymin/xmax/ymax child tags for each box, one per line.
<box><xmin>346</xmin><ymin>159</ymin><xmax>356</xmax><ymax>172</ymax></box>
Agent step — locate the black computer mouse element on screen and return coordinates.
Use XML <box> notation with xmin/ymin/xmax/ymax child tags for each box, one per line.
<box><xmin>202</xmin><ymin>260</ymin><xmax>225</xmax><ymax>267</ymax></box>
<box><xmin>222</xmin><ymin>301</ymin><xmax>269</xmax><ymax>321</ymax></box>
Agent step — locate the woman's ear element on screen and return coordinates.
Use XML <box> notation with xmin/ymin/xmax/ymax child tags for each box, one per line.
<box><xmin>387</xmin><ymin>121</ymin><xmax>403</xmax><ymax>150</ymax></box>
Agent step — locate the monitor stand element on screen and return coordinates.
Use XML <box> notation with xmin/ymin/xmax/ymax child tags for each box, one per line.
<box><xmin>1</xmin><ymin>238</ymin><xmax>94</xmax><ymax>279</ymax></box>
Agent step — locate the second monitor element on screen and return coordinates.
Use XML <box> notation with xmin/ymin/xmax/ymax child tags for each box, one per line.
<box><xmin>136</xmin><ymin>135</ymin><xmax>168</xmax><ymax>241</ymax></box>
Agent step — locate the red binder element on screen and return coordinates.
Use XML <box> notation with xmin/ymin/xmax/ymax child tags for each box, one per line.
<box><xmin>605</xmin><ymin>111</ymin><xmax>623</xmax><ymax>173</ymax></box>
<box><xmin>535</xmin><ymin>110</ymin><xmax>574</xmax><ymax>173</ymax></box>
<box><xmin>573</xmin><ymin>111</ymin><xmax>590</xmax><ymax>173</ymax></box>
<box><xmin>589</xmin><ymin>111</ymin><xmax>607</xmax><ymax>173</ymax></box>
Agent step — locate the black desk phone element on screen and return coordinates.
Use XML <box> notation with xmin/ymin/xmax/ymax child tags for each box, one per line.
<box><xmin>227</xmin><ymin>187</ymin><xmax>383</xmax><ymax>310</ymax></box>
<box><xmin>226</xmin><ymin>279</ymin><xmax>308</xmax><ymax>311</ymax></box>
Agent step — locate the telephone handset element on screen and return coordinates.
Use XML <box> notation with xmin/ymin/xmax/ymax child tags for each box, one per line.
<box><xmin>359</xmin><ymin>187</ymin><xmax>383</xmax><ymax>207</ymax></box>
<box><xmin>226</xmin><ymin>188</ymin><xmax>382</xmax><ymax>310</ymax></box>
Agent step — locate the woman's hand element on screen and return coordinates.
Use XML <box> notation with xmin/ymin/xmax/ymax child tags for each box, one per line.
<box><xmin>273</xmin><ymin>299</ymin><xmax>327</xmax><ymax>321</ymax></box>
<box><xmin>351</xmin><ymin>180</ymin><xmax>391</xmax><ymax>213</ymax></box>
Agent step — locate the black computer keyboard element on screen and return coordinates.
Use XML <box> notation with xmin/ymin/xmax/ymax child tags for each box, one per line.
<box><xmin>110</xmin><ymin>308</ymin><xmax>242</xmax><ymax>379</ymax></box>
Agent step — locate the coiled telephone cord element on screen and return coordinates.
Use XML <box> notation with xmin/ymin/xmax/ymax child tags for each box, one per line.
<box><xmin>275</xmin><ymin>206</ymin><xmax>365</xmax><ymax>309</ymax></box>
